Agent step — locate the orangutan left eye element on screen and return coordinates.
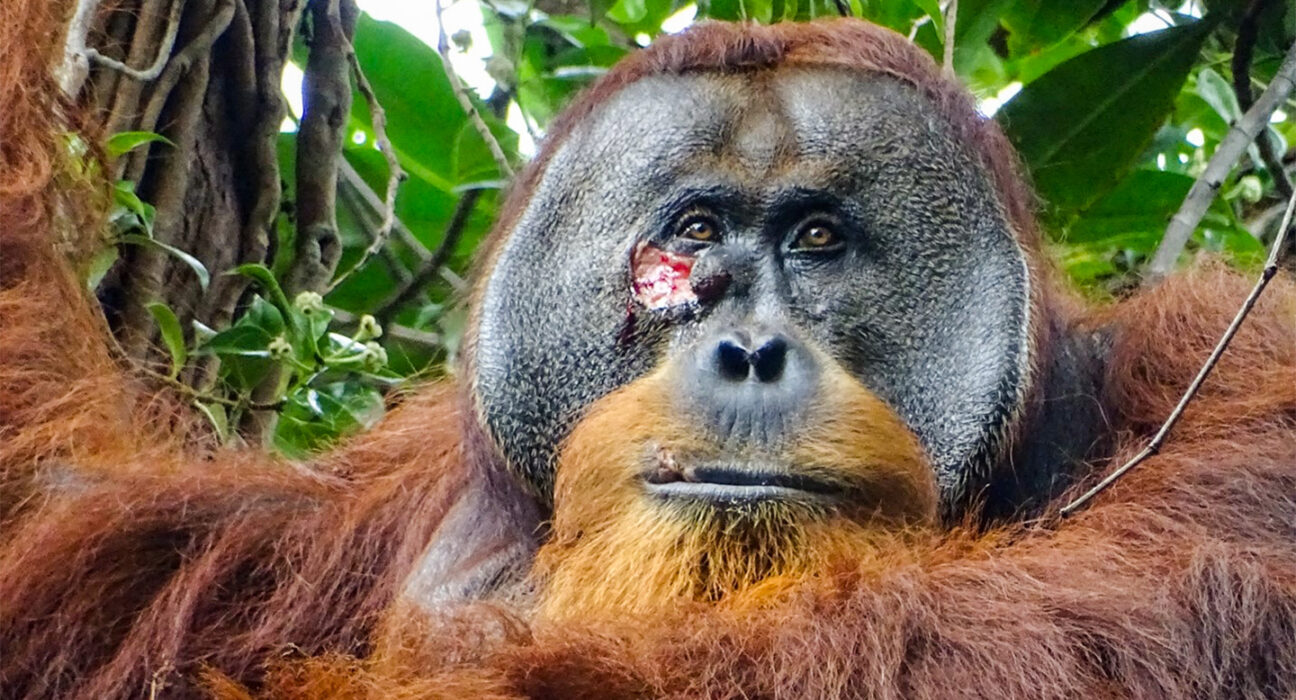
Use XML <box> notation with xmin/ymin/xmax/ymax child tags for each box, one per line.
<box><xmin>790</xmin><ymin>223</ymin><xmax>842</xmax><ymax>251</ymax></box>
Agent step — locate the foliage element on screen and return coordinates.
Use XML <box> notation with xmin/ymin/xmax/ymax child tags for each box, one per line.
<box><xmin>95</xmin><ymin>0</ymin><xmax>1296</xmax><ymax>453</ymax></box>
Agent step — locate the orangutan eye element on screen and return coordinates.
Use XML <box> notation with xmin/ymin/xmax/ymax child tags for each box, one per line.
<box><xmin>676</xmin><ymin>215</ymin><xmax>720</xmax><ymax>243</ymax></box>
<box><xmin>790</xmin><ymin>223</ymin><xmax>842</xmax><ymax>251</ymax></box>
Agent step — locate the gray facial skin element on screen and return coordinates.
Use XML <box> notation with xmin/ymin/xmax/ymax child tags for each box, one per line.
<box><xmin>473</xmin><ymin>66</ymin><xmax>1034</xmax><ymax>509</ymax></box>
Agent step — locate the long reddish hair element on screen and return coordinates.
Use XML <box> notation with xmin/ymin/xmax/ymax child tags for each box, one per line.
<box><xmin>3</xmin><ymin>5</ymin><xmax>1296</xmax><ymax>698</ymax></box>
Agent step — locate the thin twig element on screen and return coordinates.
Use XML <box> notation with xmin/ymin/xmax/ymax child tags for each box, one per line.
<box><xmin>326</xmin><ymin>43</ymin><xmax>407</xmax><ymax>293</ymax></box>
<box><xmin>436</xmin><ymin>0</ymin><xmax>514</xmax><ymax>179</ymax></box>
<box><xmin>59</xmin><ymin>0</ymin><xmax>103</xmax><ymax>96</ymax></box>
<box><xmin>1148</xmin><ymin>35</ymin><xmax>1296</xmax><ymax>279</ymax></box>
<box><xmin>330</xmin><ymin>308</ymin><xmax>443</xmax><ymax>349</ymax></box>
<box><xmin>942</xmin><ymin>0</ymin><xmax>958</xmax><ymax>75</ymax></box>
<box><xmin>336</xmin><ymin>180</ymin><xmax>412</xmax><ymax>283</ymax></box>
<box><xmin>1232</xmin><ymin>0</ymin><xmax>1292</xmax><ymax>198</ymax></box>
<box><xmin>1061</xmin><ymin>187</ymin><xmax>1296</xmax><ymax>517</ymax></box>
<box><xmin>374</xmin><ymin>190</ymin><xmax>480</xmax><ymax>325</ymax></box>
<box><xmin>102</xmin><ymin>320</ymin><xmax>284</xmax><ymax>411</ymax></box>
<box><xmin>84</xmin><ymin>0</ymin><xmax>184</xmax><ymax>82</ymax></box>
<box><xmin>337</xmin><ymin>160</ymin><xmax>421</xmax><ymax>256</ymax></box>
<box><xmin>336</xmin><ymin>159</ymin><xmax>464</xmax><ymax>291</ymax></box>
<box><xmin>130</xmin><ymin>0</ymin><xmax>237</xmax><ymax>179</ymax></box>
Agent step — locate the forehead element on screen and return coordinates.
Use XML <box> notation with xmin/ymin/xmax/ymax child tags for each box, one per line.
<box><xmin>555</xmin><ymin>66</ymin><xmax>962</xmax><ymax>193</ymax></box>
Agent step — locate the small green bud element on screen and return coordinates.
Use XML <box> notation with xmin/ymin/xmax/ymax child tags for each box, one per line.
<box><xmin>294</xmin><ymin>291</ymin><xmax>325</xmax><ymax>315</ymax></box>
<box><xmin>485</xmin><ymin>55</ymin><xmax>515</xmax><ymax>89</ymax></box>
<box><xmin>362</xmin><ymin>341</ymin><xmax>388</xmax><ymax>371</ymax></box>
<box><xmin>356</xmin><ymin>314</ymin><xmax>383</xmax><ymax>341</ymax></box>
<box><xmin>268</xmin><ymin>335</ymin><xmax>293</xmax><ymax>360</ymax></box>
<box><xmin>1236</xmin><ymin>175</ymin><xmax>1263</xmax><ymax>204</ymax></box>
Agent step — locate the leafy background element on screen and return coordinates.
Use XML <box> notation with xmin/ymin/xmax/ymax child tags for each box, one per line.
<box><xmin>98</xmin><ymin>0</ymin><xmax>1296</xmax><ymax>453</ymax></box>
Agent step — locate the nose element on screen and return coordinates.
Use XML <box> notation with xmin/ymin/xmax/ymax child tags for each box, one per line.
<box><xmin>714</xmin><ymin>333</ymin><xmax>789</xmax><ymax>383</ymax></box>
<box><xmin>683</xmin><ymin>328</ymin><xmax>819</xmax><ymax>446</ymax></box>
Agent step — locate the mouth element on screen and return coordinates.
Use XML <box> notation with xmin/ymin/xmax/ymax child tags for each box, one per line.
<box><xmin>642</xmin><ymin>450</ymin><xmax>840</xmax><ymax>504</ymax></box>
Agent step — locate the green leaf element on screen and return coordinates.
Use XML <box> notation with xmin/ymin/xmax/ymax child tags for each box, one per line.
<box><xmin>539</xmin><ymin>16</ymin><xmax>616</xmax><ymax>48</ymax></box>
<box><xmin>243</xmin><ymin>295</ymin><xmax>287</xmax><ymax>337</ymax></box>
<box><xmin>85</xmin><ymin>245</ymin><xmax>119</xmax><ymax>290</ymax></box>
<box><xmin>281</xmin><ymin>307</ymin><xmax>325</xmax><ymax>367</ymax></box>
<box><xmin>952</xmin><ymin>0</ymin><xmax>1014</xmax><ymax>67</ymax></box>
<box><xmin>272</xmin><ymin>382</ymin><xmax>385</xmax><ymax>457</ymax></box>
<box><xmin>1200</xmin><ymin>225</ymin><xmax>1265</xmax><ymax>266</ymax></box>
<box><xmin>859</xmin><ymin>0</ymin><xmax>927</xmax><ymax>33</ymax></box>
<box><xmin>232</xmin><ymin>263</ymin><xmax>292</xmax><ymax>312</ymax></box>
<box><xmin>451</xmin><ymin>117</ymin><xmax>520</xmax><ymax>185</ymax></box>
<box><xmin>198</xmin><ymin>313</ymin><xmax>277</xmax><ymax>392</ymax></box>
<box><xmin>1195</xmin><ymin>67</ymin><xmax>1242</xmax><ymax>122</ymax></box>
<box><xmin>198</xmin><ymin>324</ymin><xmax>275</xmax><ymax>357</ymax></box>
<box><xmin>746</xmin><ymin>0</ymin><xmax>774</xmax><ymax>23</ymax></box>
<box><xmin>706</xmin><ymin>0</ymin><xmax>746</xmax><ymax>20</ymax></box>
<box><xmin>192</xmin><ymin>319</ymin><xmax>218</xmax><ymax>346</ymax></box>
<box><xmin>219</xmin><ymin>354</ymin><xmax>274</xmax><ymax>392</ymax></box>
<box><xmin>199</xmin><ymin>299</ymin><xmax>284</xmax><ymax>392</ymax></box>
<box><xmin>194</xmin><ymin>401</ymin><xmax>230</xmax><ymax>445</ymax></box>
<box><xmin>607</xmin><ymin>0</ymin><xmax>648</xmax><ymax>24</ymax></box>
<box><xmin>233</xmin><ymin>266</ymin><xmax>306</xmax><ymax>356</ymax></box>
<box><xmin>1002</xmin><ymin>0</ymin><xmax>1109</xmax><ymax>53</ymax></box>
<box><xmin>1065</xmin><ymin>170</ymin><xmax>1194</xmax><ymax>243</ymax></box>
<box><xmin>113</xmin><ymin>180</ymin><xmax>150</xmax><ymax>221</ymax></box>
<box><xmin>321</xmin><ymin>331</ymin><xmax>370</xmax><ymax>369</ymax></box>
<box><xmin>913</xmin><ymin>0</ymin><xmax>943</xmax><ymax>31</ymax></box>
<box><xmin>998</xmin><ymin>18</ymin><xmax>1218</xmax><ymax>218</ymax></box>
<box><xmin>347</xmin><ymin>16</ymin><xmax>516</xmax><ymax>191</ymax></box>
<box><xmin>105</xmin><ymin>131</ymin><xmax>174</xmax><ymax>159</ymax></box>
<box><xmin>119</xmin><ymin>233</ymin><xmax>210</xmax><ymax>290</ymax></box>
<box><xmin>146</xmin><ymin>301</ymin><xmax>188</xmax><ymax>378</ymax></box>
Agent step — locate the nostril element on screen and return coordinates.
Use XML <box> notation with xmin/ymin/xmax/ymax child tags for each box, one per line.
<box><xmin>715</xmin><ymin>339</ymin><xmax>752</xmax><ymax>382</ymax></box>
<box><xmin>750</xmin><ymin>337</ymin><xmax>788</xmax><ymax>383</ymax></box>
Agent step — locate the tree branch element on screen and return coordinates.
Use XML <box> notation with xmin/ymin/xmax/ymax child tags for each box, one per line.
<box><xmin>59</xmin><ymin>0</ymin><xmax>103</xmax><ymax>96</ymax></box>
<box><xmin>1147</xmin><ymin>35</ymin><xmax>1296</xmax><ymax>279</ymax></box>
<box><xmin>436</xmin><ymin>0</ymin><xmax>514</xmax><ymax>179</ymax></box>
<box><xmin>324</xmin><ymin>35</ymin><xmax>407</xmax><ymax>294</ymax></box>
<box><xmin>335</xmin><ymin>177</ymin><xmax>413</xmax><ymax>285</ymax></box>
<box><xmin>192</xmin><ymin>0</ymin><xmax>308</xmax><ymax>391</ymax></box>
<box><xmin>118</xmin><ymin>0</ymin><xmax>234</xmax><ymax>361</ymax></box>
<box><xmin>83</xmin><ymin>0</ymin><xmax>184</xmax><ymax>83</ymax></box>
<box><xmin>127</xmin><ymin>0</ymin><xmax>238</xmax><ymax>183</ymax></box>
<box><xmin>335</xmin><ymin>159</ymin><xmax>464</xmax><ymax>292</ymax></box>
<box><xmin>1231</xmin><ymin>0</ymin><xmax>1292</xmax><ymax>199</ymax></box>
<box><xmin>943</xmin><ymin>0</ymin><xmax>958</xmax><ymax>76</ymax></box>
<box><xmin>374</xmin><ymin>190</ymin><xmax>480</xmax><ymax>325</ymax></box>
<box><xmin>330</xmin><ymin>309</ymin><xmax>443</xmax><ymax>350</ymax></box>
<box><xmin>1062</xmin><ymin>185</ymin><xmax>1296</xmax><ymax>516</ymax></box>
<box><xmin>284</xmin><ymin>0</ymin><xmax>358</xmax><ymax>295</ymax></box>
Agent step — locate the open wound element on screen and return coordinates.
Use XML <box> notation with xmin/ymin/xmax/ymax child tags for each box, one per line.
<box><xmin>631</xmin><ymin>243</ymin><xmax>697</xmax><ymax>310</ymax></box>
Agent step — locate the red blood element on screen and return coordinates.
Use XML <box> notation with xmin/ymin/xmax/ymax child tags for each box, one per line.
<box><xmin>631</xmin><ymin>243</ymin><xmax>697</xmax><ymax>310</ymax></box>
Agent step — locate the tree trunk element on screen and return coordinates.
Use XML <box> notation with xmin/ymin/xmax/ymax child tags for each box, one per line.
<box><xmin>81</xmin><ymin>0</ymin><xmax>358</xmax><ymax>391</ymax></box>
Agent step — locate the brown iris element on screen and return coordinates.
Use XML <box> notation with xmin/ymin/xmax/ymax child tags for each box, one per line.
<box><xmin>794</xmin><ymin>224</ymin><xmax>838</xmax><ymax>249</ymax></box>
<box><xmin>678</xmin><ymin>216</ymin><xmax>718</xmax><ymax>242</ymax></box>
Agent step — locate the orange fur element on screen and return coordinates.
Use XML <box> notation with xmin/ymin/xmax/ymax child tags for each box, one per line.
<box><xmin>4</xmin><ymin>4</ymin><xmax>1296</xmax><ymax>698</ymax></box>
<box><xmin>256</xmin><ymin>268</ymin><xmax>1296</xmax><ymax>700</ymax></box>
<box><xmin>536</xmin><ymin>362</ymin><xmax>935</xmax><ymax>620</ymax></box>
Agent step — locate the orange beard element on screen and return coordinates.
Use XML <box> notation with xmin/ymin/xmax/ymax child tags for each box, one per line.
<box><xmin>532</xmin><ymin>362</ymin><xmax>937</xmax><ymax>621</ymax></box>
